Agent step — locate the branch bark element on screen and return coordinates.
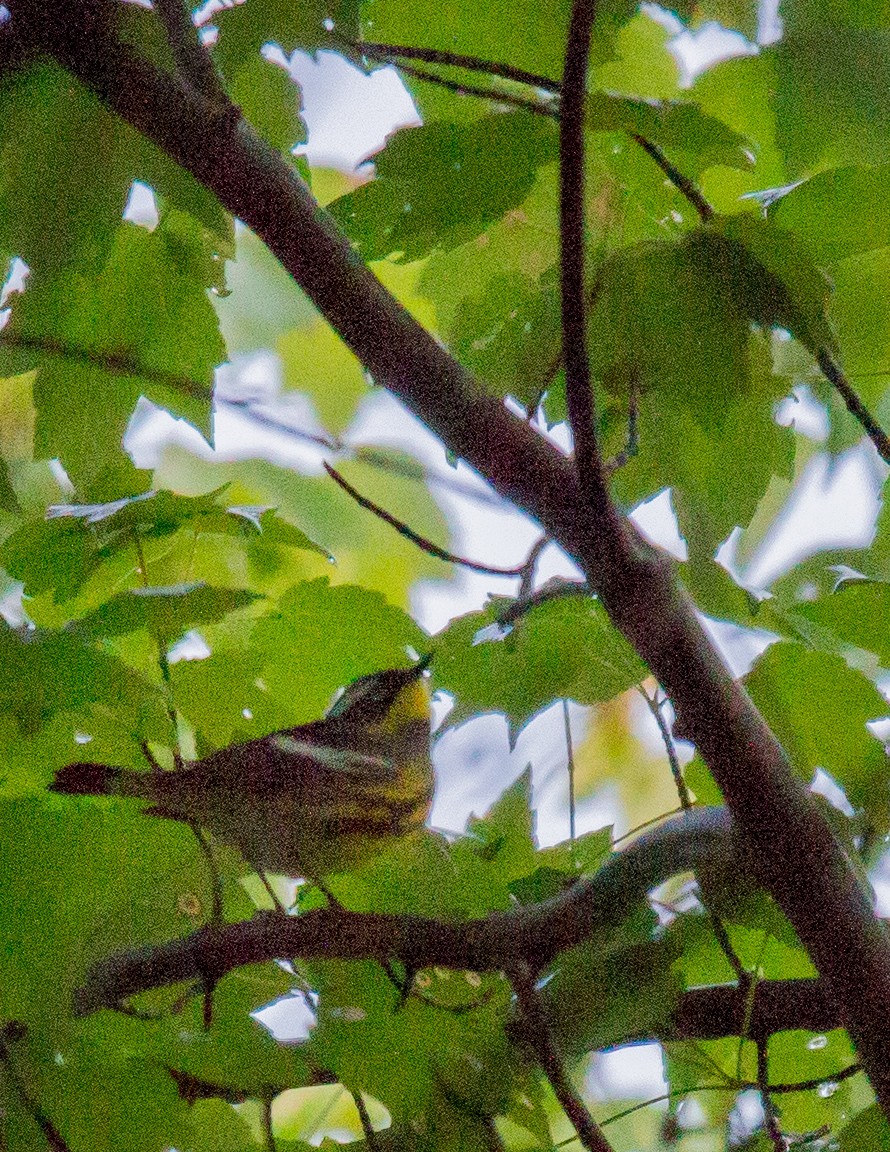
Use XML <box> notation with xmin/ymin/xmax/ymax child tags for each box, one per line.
<box><xmin>11</xmin><ymin>2</ymin><xmax>890</xmax><ymax>1113</ymax></box>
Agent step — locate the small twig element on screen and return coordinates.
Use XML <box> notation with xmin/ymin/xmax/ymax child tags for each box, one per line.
<box><xmin>190</xmin><ymin>825</ymin><xmax>224</xmax><ymax>1028</ymax></box>
<box><xmin>0</xmin><ymin>1028</ymin><xmax>71</xmax><ymax>1152</ymax></box>
<box><xmin>219</xmin><ymin>398</ymin><xmax>340</xmax><ymax>451</ymax></box>
<box><xmin>351</xmin><ymin>1090</ymin><xmax>381</xmax><ymax>1152</ymax></box>
<box><xmin>0</xmin><ymin>330</ymin><xmax>212</xmax><ymax>399</ymax></box>
<box><xmin>641</xmin><ymin>687</ymin><xmax>750</xmax><ymax>984</ymax></box>
<box><xmin>372</xmin><ymin>57</ymin><xmax>557</xmax><ymax>118</ymax></box>
<box><xmin>130</xmin><ymin>529</ymin><xmax>181</xmax><ymax>767</ymax></box>
<box><xmin>496</xmin><ymin>578</ymin><xmax>590</xmax><ymax>628</ymax></box>
<box><xmin>511</xmin><ymin>963</ymin><xmax>614</xmax><ymax>1152</ymax></box>
<box><xmin>604</xmin><ymin>373</ymin><xmax>640</xmax><ymax>475</ymax></box>
<box><xmin>593</xmin><ymin>1063</ymin><xmax>860</xmax><ymax>1133</ymax></box>
<box><xmin>562</xmin><ymin>699</ymin><xmax>577</xmax><ymax>844</ymax></box>
<box><xmin>758</xmin><ymin>1038</ymin><xmax>785</xmax><ymax>1152</ymax></box>
<box><xmin>261</xmin><ymin>1094</ymin><xmax>277</xmax><ymax>1152</ymax></box>
<box><xmin>324</xmin><ymin>461</ymin><xmax>531</xmax><ymax>576</ymax></box>
<box><xmin>639</xmin><ymin>688</ymin><xmax>691</xmax><ymax>810</ymax></box>
<box><xmin>517</xmin><ymin>534</ymin><xmax>550</xmax><ymax>600</ymax></box>
<box><xmin>354</xmin><ymin>41</ymin><xmax>560</xmax><ymax>92</ymax></box>
<box><xmin>817</xmin><ymin>348</ymin><xmax>890</xmax><ymax>466</ymax></box>
<box><xmin>629</xmin><ymin>134</ymin><xmax>712</xmax><ymax>223</ymax></box>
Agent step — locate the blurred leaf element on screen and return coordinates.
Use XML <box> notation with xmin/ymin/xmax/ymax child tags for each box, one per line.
<box><xmin>328</xmin><ymin>113</ymin><xmax>558</xmax><ymax>261</ymax></box>
<box><xmin>771</xmin><ymin>163</ymin><xmax>890</xmax><ymax>264</ymax></box>
<box><xmin>773</xmin><ymin>30</ymin><xmax>890</xmax><ymax>176</ymax></box>
<box><xmin>0</xmin><ymin>623</ymin><xmax>163</xmax><ymax>738</ymax></box>
<box><xmin>586</xmin><ymin>93</ymin><xmax>754</xmax><ymax>173</ymax></box>
<box><xmin>794</xmin><ymin>578</ymin><xmax>890</xmax><ymax>664</ymax></box>
<box><xmin>74</xmin><ymin>583</ymin><xmax>261</xmax><ymax>642</ymax></box>
<box><xmin>744</xmin><ymin>642</ymin><xmax>888</xmax><ymax>813</ymax></box>
<box><xmin>432</xmin><ymin>594</ymin><xmax>646</xmax><ymax>730</ymax></box>
<box><xmin>1</xmin><ymin>221</ymin><xmax>223</xmax><ymax>485</ymax></box>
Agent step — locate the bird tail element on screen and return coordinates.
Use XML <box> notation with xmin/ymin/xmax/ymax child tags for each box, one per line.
<box><xmin>50</xmin><ymin>763</ymin><xmax>132</xmax><ymax>797</ymax></box>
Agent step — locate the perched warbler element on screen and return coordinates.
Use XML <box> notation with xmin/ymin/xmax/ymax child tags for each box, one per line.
<box><xmin>50</xmin><ymin>660</ymin><xmax>434</xmax><ymax>879</ymax></box>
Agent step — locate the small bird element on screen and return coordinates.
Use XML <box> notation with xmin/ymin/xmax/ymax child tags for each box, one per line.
<box><xmin>50</xmin><ymin>659</ymin><xmax>434</xmax><ymax>879</ymax></box>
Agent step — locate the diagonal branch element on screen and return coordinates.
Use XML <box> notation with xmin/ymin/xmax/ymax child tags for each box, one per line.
<box><xmin>12</xmin><ymin>1</ymin><xmax>890</xmax><ymax>1114</ymax></box>
<box><xmin>511</xmin><ymin>962</ymin><xmax>614</xmax><ymax>1152</ymax></box>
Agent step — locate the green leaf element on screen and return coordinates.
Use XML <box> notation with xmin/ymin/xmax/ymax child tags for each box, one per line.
<box><xmin>432</xmin><ymin>594</ymin><xmax>646</xmax><ymax>729</ymax></box>
<box><xmin>700</xmin><ymin>215</ymin><xmax>835</xmax><ymax>354</ymax></box>
<box><xmin>0</xmin><ymin>623</ymin><xmax>163</xmax><ymax>739</ymax></box>
<box><xmin>278</xmin><ymin>319</ymin><xmax>370</xmax><ymax>434</ymax></box>
<box><xmin>543</xmin><ymin>931</ymin><xmax>679</xmax><ymax>1057</ymax></box>
<box><xmin>773</xmin><ymin>30</ymin><xmax>890</xmax><ymax>175</ymax></box>
<box><xmin>228</xmin><ymin>54</ymin><xmax>306</xmax><ymax>154</ymax></box>
<box><xmin>464</xmin><ymin>768</ymin><xmax>537</xmax><ymax>885</ymax></box>
<box><xmin>213</xmin><ymin>0</ymin><xmax>359</xmax><ymax>78</ymax></box>
<box><xmin>2</xmin><ymin>221</ymin><xmax>223</xmax><ymax>485</ymax></box>
<box><xmin>250</xmin><ymin>578</ymin><xmax>428</xmax><ymax>726</ymax></box>
<box><xmin>771</xmin><ymin>163</ymin><xmax>890</xmax><ymax>265</ymax></box>
<box><xmin>586</xmin><ymin>93</ymin><xmax>754</xmax><ymax>173</ymax></box>
<box><xmin>795</xmin><ymin>578</ymin><xmax>890</xmax><ymax>665</ymax></box>
<box><xmin>328</xmin><ymin>113</ymin><xmax>558</xmax><ymax>261</ymax></box>
<box><xmin>692</xmin><ymin>0</ymin><xmax>759</xmax><ymax>38</ymax></box>
<box><xmin>744</xmin><ymin>642</ymin><xmax>888</xmax><ymax>813</ymax></box>
<box><xmin>0</xmin><ymin>64</ymin><xmax>131</xmax><ymax>275</ymax></box>
<box><xmin>689</xmin><ymin>53</ymin><xmax>787</xmax><ymax>214</ymax></box>
<box><xmin>839</xmin><ymin>1104</ymin><xmax>890</xmax><ymax>1151</ymax></box>
<box><xmin>74</xmin><ymin>582</ymin><xmax>261</xmax><ymax>642</ymax></box>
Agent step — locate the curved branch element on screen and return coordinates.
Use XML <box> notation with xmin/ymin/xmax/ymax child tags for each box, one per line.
<box><xmin>323</xmin><ymin>461</ymin><xmax>532</xmax><ymax>576</ymax></box>
<box><xmin>14</xmin><ymin>5</ymin><xmax>890</xmax><ymax>1112</ymax></box>
<box><xmin>73</xmin><ymin>809</ymin><xmax>735</xmax><ymax>1013</ymax></box>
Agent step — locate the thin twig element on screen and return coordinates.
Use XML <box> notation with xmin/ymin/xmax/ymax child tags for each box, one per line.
<box><xmin>219</xmin><ymin>397</ymin><xmax>340</xmax><ymax>450</ymax></box>
<box><xmin>351</xmin><ymin>1090</ymin><xmax>380</xmax><ymax>1152</ymax></box>
<box><xmin>593</xmin><ymin>1065</ymin><xmax>860</xmax><ymax>1132</ymax></box>
<box><xmin>354</xmin><ymin>41</ymin><xmax>561</xmax><ymax>92</ymax></box>
<box><xmin>639</xmin><ymin>688</ymin><xmax>691</xmax><ymax>810</ymax></box>
<box><xmin>262</xmin><ymin>1094</ymin><xmax>277</xmax><ymax>1152</ymax></box>
<box><xmin>817</xmin><ymin>348</ymin><xmax>890</xmax><ymax>466</ymax></box>
<box><xmin>323</xmin><ymin>461</ymin><xmax>531</xmax><ymax>576</ymax></box>
<box><xmin>373</xmin><ymin>57</ymin><xmax>557</xmax><ymax>118</ymax></box>
<box><xmin>629</xmin><ymin>134</ymin><xmax>712</xmax><ymax>222</ymax></box>
<box><xmin>511</xmin><ymin>963</ymin><xmax>614</xmax><ymax>1152</ymax></box>
<box><xmin>0</xmin><ymin>330</ymin><xmax>212</xmax><ymax>399</ymax></box>
<box><xmin>0</xmin><ymin>1029</ymin><xmax>71</xmax><ymax>1152</ymax></box>
<box><xmin>517</xmin><ymin>534</ymin><xmax>550</xmax><ymax>599</ymax></box>
<box><xmin>758</xmin><ymin>1038</ymin><xmax>785</xmax><ymax>1151</ymax></box>
<box><xmin>562</xmin><ymin>699</ymin><xmax>576</xmax><ymax>844</ymax></box>
<box><xmin>641</xmin><ymin>686</ymin><xmax>749</xmax><ymax>984</ymax></box>
<box><xmin>603</xmin><ymin>372</ymin><xmax>640</xmax><ymax>475</ymax></box>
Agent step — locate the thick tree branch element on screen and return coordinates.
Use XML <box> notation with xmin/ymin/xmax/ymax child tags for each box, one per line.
<box><xmin>559</xmin><ymin>0</ymin><xmax>612</xmax><ymax>513</ymax></box>
<box><xmin>74</xmin><ymin>809</ymin><xmax>735</xmax><ymax>1012</ymax></box>
<box><xmin>13</xmin><ymin>4</ymin><xmax>890</xmax><ymax>1112</ymax></box>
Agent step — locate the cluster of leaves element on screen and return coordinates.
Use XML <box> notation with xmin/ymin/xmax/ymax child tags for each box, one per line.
<box><xmin>3</xmin><ymin>0</ymin><xmax>890</xmax><ymax>1148</ymax></box>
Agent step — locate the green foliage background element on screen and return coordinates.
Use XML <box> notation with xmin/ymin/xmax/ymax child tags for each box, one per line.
<box><xmin>2</xmin><ymin>0</ymin><xmax>890</xmax><ymax>1148</ymax></box>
